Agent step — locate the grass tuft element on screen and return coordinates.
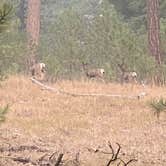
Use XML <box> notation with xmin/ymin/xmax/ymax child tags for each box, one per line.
<box><xmin>149</xmin><ymin>98</ymin><xmax>166</xmax><ymax>119</ymax></box>
<box><xmin>0</xmin><ymin>104</ymin><xmax>9</xmax><ymax>123</ymax></box>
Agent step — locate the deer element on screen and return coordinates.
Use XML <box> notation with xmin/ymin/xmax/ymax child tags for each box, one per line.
<box><xmin>117</xmin><ymin>62</ymin><xmax>138</xmax><ymax>87</ymax></box>
<box><xmin>30</xmin><ymin>62</ymin><xmax>46</xmax><ymax>81</ymax></box>
<box><xmin>82</xmin><ymin>62</ymin><xmax>105</xmax><ymax>81</ymax></box>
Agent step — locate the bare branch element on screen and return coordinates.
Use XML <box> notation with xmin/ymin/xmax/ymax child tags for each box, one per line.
<box><xmin>106</xmin><ymin>142</ymin><xmax>137</xmax><ymax>166</ymax></box>
<box><xmin>125</xmin><ymin>159</ymin><xmax>137</xmax><ymax>166</ymax></box>
<box><xmin>75</xmin><ymin>151</ymin><xmax>80</xmax><ymax>163</ymax></box>
<box><xmin>54</xmin><ymin>153</ymin><xmax>63</xmax><ymax>166</ymax></box>
<box><xmin>106</xmin><ymin>142</ymin><xmax>122</xmax><ymax>166</ymax></box>
<box><xmin>37</xmin><ymin>153</ymin><xmax>48</xmax><ymax>162</ymax></box>
<box><xmin>49</xmin><ymin>151</ymin><xmax>58</xmax><ymax>161</ymax></box>
<box><xmin>108</xmin><ymin>141</ymin><xmax>114</xmax><ymax>155</ymax></box>
<box><xmin>0</xmin><ymin>155</ymin><xmax>37</xmax><ymax>165</ymax></box>
<box><xmin>30</xmin><ymin>77</ymin><xmax>59</xmax><ymax>93</ymax></box>
<box><xmin>114</xmin><ymin>143</ymin><xmax>121</xmax><ymax>161</ymax></box>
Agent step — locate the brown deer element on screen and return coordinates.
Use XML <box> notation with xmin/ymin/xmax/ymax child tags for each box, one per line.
<box><xmin>117</xmin><ymin>63</ymin><xmax>137</xmax><ymax>85</ymax></box>
<box><xmin>30</xmin><ymin>62</ymin><xmax>46</xmax><ymax>81</ymax></box>
<box><xmin>82</xmin><ymin>62</ymin><xmax>105</xmax><ymax>81</ymax></box>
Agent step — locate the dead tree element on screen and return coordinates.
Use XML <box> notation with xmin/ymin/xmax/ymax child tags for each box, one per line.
<box><xmin>106</xmin><ymin>142</ymin><xmax>121</xmax><ymax>166</ymax></box>
<box><xmin>87</xmin><ymin>142</ymin><xmax>137</xmax><ymax>166</ymax></box>
<box><xmin>106</xmin><ymin>142</ymin><xmax>137</xmax><ymax>166</ymax></box>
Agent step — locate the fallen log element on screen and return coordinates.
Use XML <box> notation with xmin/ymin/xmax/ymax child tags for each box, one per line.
<box><xmin>30</xmin><ymin>77</ymin><xmax>147</xmax><ymax>99</ymax></box>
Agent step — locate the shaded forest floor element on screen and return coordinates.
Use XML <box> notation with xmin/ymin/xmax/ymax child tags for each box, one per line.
<box><xmin>0</xmin><ymin>76</ymin><xmax>166</xmax><ymax>166</ymax></box>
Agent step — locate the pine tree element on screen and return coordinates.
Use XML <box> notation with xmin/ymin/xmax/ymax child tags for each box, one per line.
<box><xmin>0</xmin><ymin>2</ymin><xmax>13</xmax><ymax>33</ymax></box>
<box><xmin>26</xmin><ymin>0</ymin><xmax>41</xmax><ymax>69</ymax></box>
<box><xmin>17</xmin><ymin>0</ymin><xmax>27</xmax><ymax>31</ymax></box>
<box><xmin>147</xmin><ymin>0</ymin><xmax>161</xmax><ymax>64</ymax></box>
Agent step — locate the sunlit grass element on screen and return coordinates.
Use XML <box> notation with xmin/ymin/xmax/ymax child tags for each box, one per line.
<box><xmin>1</xmin><ymin>75</ymin><xmax>165</xmax><ymax>133</ymax></box>
<box><xmin>0</xmin><ymin>75</ymin><xmax>166</xmax><ymax>165</ymax></box>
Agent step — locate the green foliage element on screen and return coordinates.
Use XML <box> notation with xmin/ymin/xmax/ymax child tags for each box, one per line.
<box><xmin>3</xmin><ymin>0</ymin><xmax>166</xmax><ymax>83</ymax></box>
<box><xmin>39</xmin><ymin>9</ymin><xmax>88</xmax><ymax>79</ymax></box>
<box><xmin>0</xmin><ymin>1</ymin><xmax>27</xmax><ymax>80</ymax></box>
<box><xmin>39</xmin><ymin>1</ymin><xmax>156</xmax><ymax>81</ymax></box>
<box><xmin>160</xmin><ymin>18</ymin><xmax>166</xmax><ymax>60</ymax></box>
<box><xmin>109</xmin><ymin>0</ymin><xmax>166</xmax><ymax>35</ymax></box>
<box><xmin>0</xmin><ymin>32</ymin><xmax>27</xmax><ymax>76</ymax></box>
<box><xmin>0</xmin><ymin>1</ymin><xmax>27</xmax><ymax>79</ymax></box>
<box><xmin>0</xmin><ymin>2</ymin><xmax>13</xmax><ymax>33</ymax></box>
<box><xmin>0</xmin><ymin>104</ymin><xmax>9</xmax><ymax>123</ymax></box>
<box><xmin>149</xmin><ymin>98</ymin><xmax>166</xmax><ymax>119</ymax></box>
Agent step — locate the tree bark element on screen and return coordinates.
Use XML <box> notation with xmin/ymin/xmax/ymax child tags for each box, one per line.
<box><xmin>147</xmin><ymin>0</ymin><xmax>161</xmax><ymax>64</ymax></box>
<box><xmin>17</xmin><ymin>0</ymin><xmax>26</xmax><ymax>31</ymax></box>
<box><xmin>26</xmin><ymin>0</ymin><xmax>41</xmax><ymax>69</ymax></box>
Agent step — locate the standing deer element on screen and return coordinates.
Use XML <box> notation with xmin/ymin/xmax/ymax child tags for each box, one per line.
<box><xmin>117</xmin><ymin>63</ymin><xmax>137</xmax><ymax>85</ymax></box>
<box><xmin>30</xmin><ymin>62</ymin><xmax>46</xmax><ymax>81</ymax></box>
<box><xmin>82</xmin><ymin>62</ymin><xmax>105</xmax><ymax>81</ymax></box>
<box><xmin>123</xmin><ymin>71</ymin><xmax>137</xmax><ymax>83</ymax></box>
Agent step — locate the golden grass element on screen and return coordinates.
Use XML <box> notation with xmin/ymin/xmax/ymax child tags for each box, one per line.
<box><xmin>0</xmin><ymin>75</ymin><xmax>166</xmax><ymax>166</ymax></box>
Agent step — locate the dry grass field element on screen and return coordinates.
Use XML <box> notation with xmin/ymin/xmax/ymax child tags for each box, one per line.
<box><xmin>0</xmin><ymin>76</ymin><xmax>166</xmax><ymax>166</ymax></box>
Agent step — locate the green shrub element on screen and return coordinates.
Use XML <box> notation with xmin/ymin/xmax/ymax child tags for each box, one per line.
<box><xmin>149</xmin><ymin>98</ymin><xmax>166</xmax><ymax>119</ymax></box>
<box><xmin>0</xmin><ymin>104</ymin><xmax>9</xmax><ymax>123</ymax></box>
<box><xmin>39</xmin><ymin>3</ymin><xmax>154</xmax><ymax>81</ymax></box>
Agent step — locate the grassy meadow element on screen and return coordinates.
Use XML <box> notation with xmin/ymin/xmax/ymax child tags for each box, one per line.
<box><xmin>0</xmin><ymin>76</ymin><xmax>166</xmax><ymax>166</ymax></box>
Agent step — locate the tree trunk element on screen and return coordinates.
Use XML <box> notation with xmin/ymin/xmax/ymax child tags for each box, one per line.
<box><xmin>147</xmin><ymin>0</ymin><xmax>161</xmax><ymax>64</ymax></box>
<box><xmin>17</xmin><ymin>0</ymin><xmax>26</xmax><ymax>31</ymax></box>
<box><xmin>26</xmin><ymin>0</ymin><xmax>41</xmax><ymax>70</ymax></box>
